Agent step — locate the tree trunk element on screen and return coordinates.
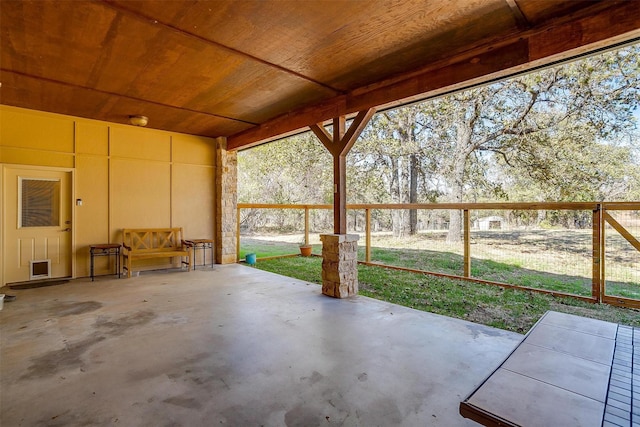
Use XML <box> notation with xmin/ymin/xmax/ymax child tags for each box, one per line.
<box><xmin>446</xmin><ymin>123</ymin><xmax>470</xmax><ymax>243</ymax></box>
<box><xmin>446</xmin><ymin>159</ymin><xmax>465</xmax><ymax>243</ymax></box>
<box><xmin>409</xmin><ymin>153</ymin><xmax>418</xmax><ymax>235</ymax></box>
<box><xmin>447</xmin><ymin>210</ymin><xmax>462</xmax><ymax>243</ymax></box>
<box><xmin>390</xmin><ymin>157</ymin><xmax>403</xmax><ymax>238</ymax></box>
<box><xmin>537</xmin><ymin>209</ymin><xmax>546</xmax><ymax>227</ymax></box>
<box><xmin>446</xmin><ymin>179</ymin><xmax>464</xmax><ymax>242</ymax></box>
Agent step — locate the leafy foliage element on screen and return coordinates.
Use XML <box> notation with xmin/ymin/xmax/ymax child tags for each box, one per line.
<box><xmin>239</xmin><ymin>45</ymin><xmax>640</xmax><ymax>234</ymax></box>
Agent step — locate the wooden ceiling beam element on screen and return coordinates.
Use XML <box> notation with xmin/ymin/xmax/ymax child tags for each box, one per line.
<box><xmin>505</xmin><ymin>0</ymin><xmax>529</xmax><ymax>30</ymax></box>
<box><xmin>230</xmin><ymin>96</ymin><xmax>348</xmax><ymax>150</ymax></box>
<box><xmin>227</xmin><ymin>0</ymin><xmax>640</xmax><ymax>151</ymax></box>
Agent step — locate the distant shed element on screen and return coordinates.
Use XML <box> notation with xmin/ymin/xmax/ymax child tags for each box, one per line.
<box><xmin>474</xmin><ymin>216</ymin><xmax>504</xmax><ymax>230</ymax></box>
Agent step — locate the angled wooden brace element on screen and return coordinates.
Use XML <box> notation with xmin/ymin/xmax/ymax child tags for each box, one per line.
<box><xmin>310</xmin><ymin>108</ymin><xmax>376</xmax><ymax>234</ymax></box>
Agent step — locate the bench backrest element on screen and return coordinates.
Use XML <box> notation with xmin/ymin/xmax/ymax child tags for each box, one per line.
<box><xmin>123</xmin><ymin>228</ymin><xmax>185</xmax><ymax>253</ymax></box>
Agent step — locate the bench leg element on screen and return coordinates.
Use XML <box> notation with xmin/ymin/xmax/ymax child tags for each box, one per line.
<box><xmin>181</xmin><ymin>255</ymin><xmax>192</xmax><ymax>271</ymax></box>
<box><xmin>126</xmin><ymin>255</ymin><xmax>132</xmax><ymax>278</ymax></box>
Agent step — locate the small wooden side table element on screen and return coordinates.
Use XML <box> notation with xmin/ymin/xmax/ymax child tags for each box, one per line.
<box><xmin>184</xmin><ymin>239</ymin><xmax>214</xmax><ymax>269</ymax></box>
<box><xmin>90</xmin><ymin>243</ymin><xmax>121</xmax><ymax>281</ymax></box>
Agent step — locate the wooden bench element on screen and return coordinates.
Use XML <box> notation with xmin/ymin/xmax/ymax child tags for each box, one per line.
<box><xmin>460</xmin><ymin>311</ymin><xmax>637</xmax><ymax>427</ymax></box>
<box><xmin>122</xmin><ymin>228</ymin><xmax>191</xmax><ymax>278</ymax></box>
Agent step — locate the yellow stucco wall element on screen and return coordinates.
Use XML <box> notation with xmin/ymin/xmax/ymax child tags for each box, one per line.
<box><xmin>0</xmin><ymin>105</ymin><xmax>216</xmax><ymax>283</ymax></box>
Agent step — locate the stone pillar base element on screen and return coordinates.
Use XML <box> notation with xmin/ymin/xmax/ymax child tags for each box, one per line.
<box><xmin>320</xmin><ymin>234</ymin><xmax>359</xmax><ymax>298</ymax></box>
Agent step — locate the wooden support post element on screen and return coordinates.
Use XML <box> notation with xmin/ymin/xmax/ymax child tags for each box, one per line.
<box><xmin>334</xmin><ymin>153</ymin><xmax>347</xmax><ymax>234</ymax></box>
<box><xmin>592</xmin><ymin>206</ymin><xmax>603</xmax><ymax>302</ymax></box>
<box><xmin>464</xmin><ymin>209</ymin><xmax>471</xmax><ymax>277</ymax></box>
<box><xmin>333</xmin><ymin>116</ymin><xmax>347</xmax><ymax>234</ymax></box>
<box><xmin>365</xmin><ymin>208</ymin><xmax>371</xmax><ymax>263</ymax></box>
<box><xmin>311</xmin><ymin>109</ymin><xmax>375</xmax><ymax>298</ymax></box>
<box><xmin>311</xmin><ymin>108</ymin><xmax>376</xmax><ymax>234</ymax></box>
<box><xmin>304</xmin><ymin>206</ymin><xmax>310</xmax><ymax>246</ymax></box>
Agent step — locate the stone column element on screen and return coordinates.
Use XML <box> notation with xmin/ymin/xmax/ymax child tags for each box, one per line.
<box><xmin>320</xmin><ymin>234</ymin><xmax>359</xmax><ymax>298</ymax></box>
<box><xmin>214</xmin><ymin>137</ymin><xmax>238</xmax><ymax>264</ymax></box>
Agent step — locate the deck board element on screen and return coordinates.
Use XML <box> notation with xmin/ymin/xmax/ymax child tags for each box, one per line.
<box><xmin>460</xmin><ymin>311</ymin><xmax>638</xmax><ymax>427</ymax></box>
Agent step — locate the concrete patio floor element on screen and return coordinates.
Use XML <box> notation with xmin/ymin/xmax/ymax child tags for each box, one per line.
<box><xmin>0</xmin><ymin>264</ymin><xmax>522</xmax><ymax>426</ymax></box>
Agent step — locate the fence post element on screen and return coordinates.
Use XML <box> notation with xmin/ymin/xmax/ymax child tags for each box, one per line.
<box><xmin>365</xmin><ymin>208</ymin><xmax>371</xmax><ymax>263</ymax></box>
<box><xmin>304</xmin><ymin>206</ymin><xmax>310</xmax><ymax>246</ymax></box>
<box><xmin>600</xmin><ymin>205</ymin><xmax>606</xmax><ymax>302</ymax></box>
<box><xmin>592</xmin><ymin>205</ymin><xmax>603</xmax><ymax>302</ymax></box>
<box><xmin>464</xmin><ymin>209</ymin><xmax>471</xmax><ymax>277</ymax></box>
<box><xmin>236</xmin><ymin>207</ymin><xmax>241</xmax><ymax>262</ymax></box>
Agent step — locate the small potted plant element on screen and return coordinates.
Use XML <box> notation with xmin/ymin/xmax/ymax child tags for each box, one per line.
<box><xmin>299</xmin><ymin>238</ymin><xmax>312</xmax><ymax>257</ymax></box>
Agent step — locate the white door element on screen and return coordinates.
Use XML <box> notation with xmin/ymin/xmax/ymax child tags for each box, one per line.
<box><xmin>3</xmin><ymin>167</ymin><xmax>72</xmax><ymax>283</ymax></box>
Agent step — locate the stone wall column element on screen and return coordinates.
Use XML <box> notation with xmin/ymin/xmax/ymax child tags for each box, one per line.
<box><xmin>320</xmin><ymin>234</ymin><xmax>359</xmax><ymax>298</ymax></box>
<box><xmin>214</xmin><ymin>137</ymin><xmax>238</xmax><ymax>264</ymax></box>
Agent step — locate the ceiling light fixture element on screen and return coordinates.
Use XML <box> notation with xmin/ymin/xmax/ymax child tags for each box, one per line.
<box><xmin>128</xmin><ymin>115</ymin><xmax>148</xmax><ymax>127</ymax></box>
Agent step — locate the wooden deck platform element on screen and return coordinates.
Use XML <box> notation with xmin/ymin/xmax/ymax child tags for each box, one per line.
<box><xmin>460</xmin><ymin>311</ymin><xmax>639</xmax><ymax>427</ymax></box>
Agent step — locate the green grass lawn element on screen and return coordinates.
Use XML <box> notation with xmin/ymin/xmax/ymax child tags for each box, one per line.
<box><xmin>241</xmin><ymin>235</ymin><xmax>640</xmax><ymax>299</ymax></box>
<box><xmin>250</xmin><ymin>256</ymin><xmax>640</xmax><ymax>333</ymax></box>
<box><xmin>239</xmin><ymin>240</ymin><xmax>302</xmax><ymax>259</ymax></box>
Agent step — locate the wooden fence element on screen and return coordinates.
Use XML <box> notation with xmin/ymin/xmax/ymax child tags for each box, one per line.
<box><xmin>237</xmin><ymin>202</ymin><xmax>640</xmax><ymax>309</ymax></box>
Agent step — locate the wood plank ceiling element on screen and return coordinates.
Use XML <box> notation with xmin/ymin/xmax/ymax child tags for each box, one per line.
<box><xmin>1</xmin><ymin>0</ymin><xmax>639</xmax><ymax>150</ymax></box>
